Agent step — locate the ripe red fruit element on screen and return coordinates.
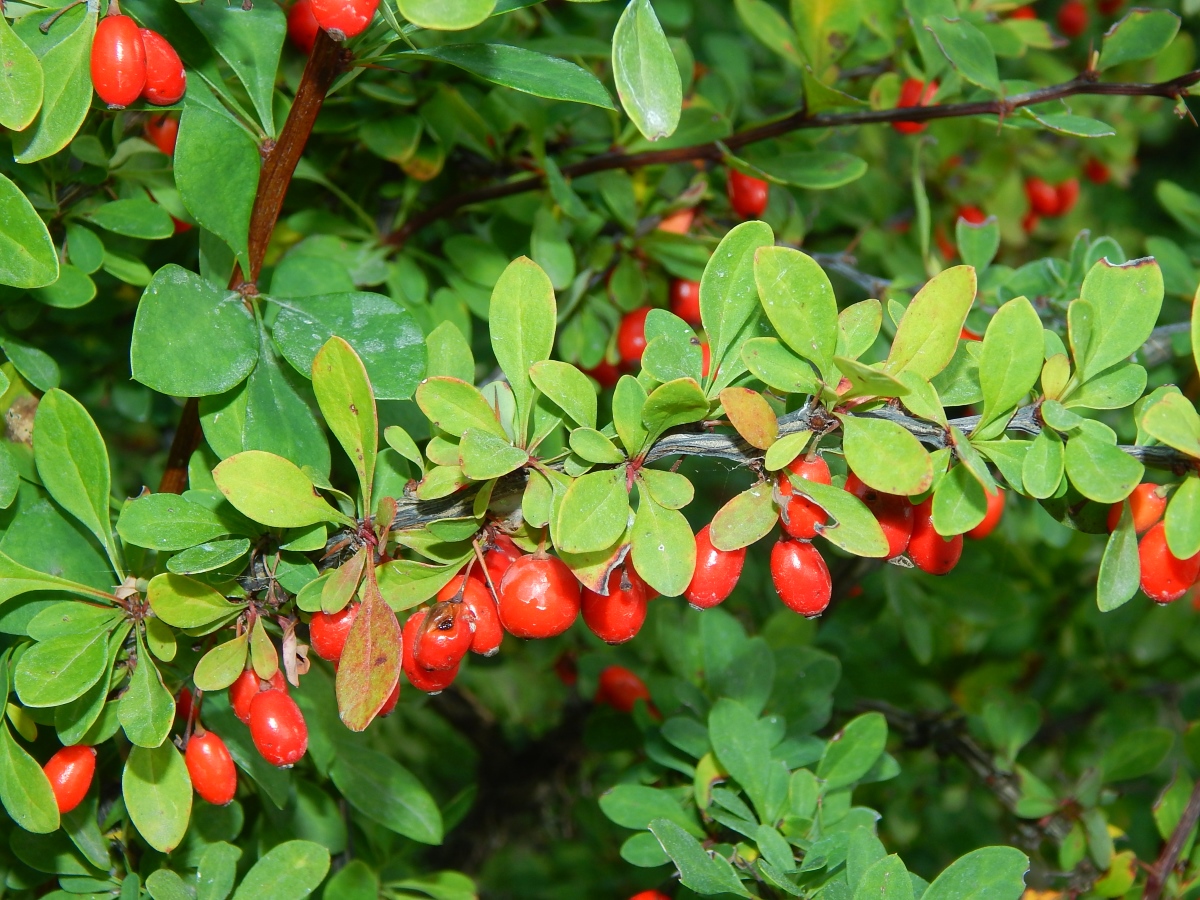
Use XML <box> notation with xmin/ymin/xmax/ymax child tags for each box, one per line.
<box><xmin>379</xmin><ymin>681</ymin><xmax>400</xmax><ymax>717</ymax></box>
<box><xmin>596</xmin><ymin>665</ymin><xmax>652</xmax><ymax>714</ymax></box>
<box><xmin>629</xmin><ymin>892</ymin><xmax>671</xmax><ymax>900</ymax></box>
<box><xmin>960</xmin><ymin>326</ymin><xmax>983</xmax><ymax>341</ymax></box>
<box><xmin>288</xmin><ymin>0</ymin><xmax>321</xmax><ymax>54</ymax></box>
<box><xmin>771</xmin><ymin>539</ymin><xmax>832</xmax><ymax>617</ymax></box>
<box><xmin>778</xmin><ymin>455</ymin><xmax>831</xmax><ymax>540</ymax></box>
<box><xmin>43</xmin><ymin>746</ymin><xmax>96</xmax><ymax>814</ymax></box>
<box><xmin>230</xmin><ymin>668</ymin><xmax>286</xmax><ymax>724</ymax></box>
<box><xmin>727</xmin><ymin>169</ymin><xmax>769</xmax><ymax>219</ymax></box>
<box><xmin>1010</xmin><ymin>5</ymin><xmax>1037</xmax><ymax>17</ymax></box>
<box><xmin>1107</xmin><ymin>483</ymin><xmax>1167</xmax><ymax>535</ymax></box>
<box><xmin>310</xmin><ymin>0</ymin><xmax>379</xmax><ymax>40</ymax></box>
<box><xmin>892</xmin><ymin>78</ymin><xmax>938</xmax><ymax>135</ymax></box>
<box><xmin>248</xmin><ymin>689</ymin><xmax>308</xmax><ymax>767</ymax></box>
<box><xmin>845</xmin><ymin>472</ymin><xmax>914</xmax><ymax>558</ymax></box>
<box><xmin>1055</xmin><ymin>178</ymin><xmax>1080</xmax><ymax>216</ymax></box>
<box><xmin>700</xmin><ymin>342</ymin><xmax>711</xmax><ymax>378</ymax></box>
<box><xmin>139</xmin><ymin>29</ymin><xmax>186</xmax><ymax>105</ymax></box>
<box><xmin>1022</xmin><ymin>210</ymin><xmax>1040</xmax><ymax>234</ymax></box>
<box><xmin>468</xmin><ymin>534</ymin><xmax>523</xmax><ymax>592</ymax></box>
<box><xmin>584</xmin><ymin>359</ymin><xmax>620</xmax><ymax>388</ymax></box>
<box><xmin>670</xmin><ymin>279</ymin><xmax>702</xmax><ymax>326</ymax></box>
<box><xmin>582</xmin><ymin>566</ymin><xmax>648</xmax><ymax>644</ymax></box>
<box><xmin>1057</xmin><ymin>0</ymin><xmax>1088</xmax><ymax>37</ymax></box>
<box><xmin>172</xmin><ymin>216</ymin><xmax>193</xmax><ymax>235</ymax></box>
<box><xmin>412</xmin><ymin>601</ymin><xmax>475</xmax><ymax>671</ymax></box>
<box><xmin>441</xmin><ymin>575</ymin><xmax>504</xmax><ymax>656</ymax></box>
<box><xmin>685</xmin><ymin>524</ymin><xmax>746</xmax><ymax>609</ymax></box>
<box><xmin>186</xmin><ymin>730</ymin><xmax>237</xmax><ymax>806</ymax></box>
<box><xmin>907</xmin><ymin>499</ymin><xmax>963</xmax><ymax>575</ymax></box>
<box><xmin>309</xmin><ymin>602</ymin><xmax>358</xmax><ymax>662</ymax></box>
<box><xmin>498</xmin><ymin>554</ymin><xmax>581</xmax><ymax>639</ymax></box>
<box><xmin>957</xmin><ymin>205</ymin><xmax>987</xmax><ymax>225</ymax></box>
<box><xmin>617</xmin><ymin>307</ymin><xmax>652</xmax><ymax>364</ymax></box>
<box><xmin>402</xmin><ymin>610</ymin><xmax>460</xmax><ymax>693</ymax></box>
<box><xmin>1139</xmin><ymin>522</ymin><xmax>1200</xmax><ymax>603</ymax></box>
<box><xmin>1084</xmin><ymin>158</ymin><xmax>1110</xmax><ymax>185</ymax></box>
<box><xmin>91</xmin><ymin>15</ymin><xmax>146</xmax><ymax>109</ymax></box>
<box><xmin>1025</xmin><ymin>177</ymin><xmax>1060</xmax><ymax>216</ymax></box>
<box><xmin>658</xmin><ymin>208</ymin><xmax>694</xmax><ymax>234</ymax></box>
<box><xmin>966</xmin><ymin>489</ymin><xmax>1005</xmax><ymax>540</ymax></box>
<box><xmin>1097</xmin><ymin>0</ymin><xmax>1123</xmax><ymax>14</ymax></box>
<box><xmin>176</xmin><ymin>685</ymin><xmax>193</xmax><ymax>722</ymax></box>
<box><xmin>144</xmin><ymin>115</ymin><xmax>178</xmax><ymax>156</ymax></box>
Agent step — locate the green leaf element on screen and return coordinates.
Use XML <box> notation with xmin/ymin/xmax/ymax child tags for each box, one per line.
<box><xmin>924</xmin><ymin>16</ymin><xmax>999</xmax><ymax>91</ymax></box>
<box><xmin>555</xmin><ymin>468</ymin><xmax>629</xmax><ymax>555</ymax></box>
<box><xmin>1075</xmin><ymin>258</ymin><xmax>1164</xmax><ymax>382</ymax></box>
<box><xmin>710</xmin><ymin>698</ymin><xmax>774</xmax><ymax>819</ymax></box>
<box><xmin>14</xmin><ymin>629</ymin><xmax>108</xmax><ymax>708</ymax></box>
<box><xmin>197</xmin><ymin>843</ymin><xmax>243</xmax><ymax>900</ymax></box>
<box><xmin>1098</xmin><ymin>8</ymin><xmax>1181</xmax><ymax>71</ymax></box>
<box><xmin>642</xmin><ymin>378</ymin><xmax>709</xmax><ymax>446</ymax></box>
<box><xmin>631</xmin><ymin>492</ymin><xmax>695</xmax><ymax>597</ymax></box>
<box><xmin>530</xmin><ymin>361</ymin><xmax>598</xmax><ymax>429</ymax></box>
<box><xmin>1063</xmin><ymin>421</ymin><xmax>1143</xmax><ymax>504</ymax></box>
<box><xmin>0</xmin><ymin>173</ymin><xmax>58</xmax><ymax>290</ymax></box>
<box><xmin>460</xmin><ymin>429</ymin><xmax>529</xmax><ymax>480</ymax></box>
<box><xmin>1166</xmin><ymin>477</ymin><xmax>1200</xmax><ymax>559</ymax></box>
<box><xmin>1064</xmin><ymin>362</ymin><xmax>1146</xmax><ymax>411</ymax></box>
<box><xmin>335</xmin><ymin>582</ymin><xmax>402</xmax><ymax>732</ymax></box>
<box><xmin>790</xmin><ymin>479</ymin><xmax>889</xmax><ymax>558</ymax></box>
<box><xmin>376</xmin><ymin>559</ymin><xmax>466</xmax><ymax>612</ymax></box>
<box><xmin>313</xmin><ymin>337</ymin><xmax>378</xmax><ymax>513</ymax></box>
<box><xmin>570</xmin><ymin>428</ymin><xmax>626</xmax><ymax>465</ymax></box>
<box><xmin>931</xmin><ymin>464</ymin><xmax>987</xmax><ymax>536</ymax></box>
<box><xmin>754</xmin><ymin>246</ymin><xmax>838</xmax><ymax>382</ymax></box>
<box><xmin>956</xmin><ymin>217</ymin><xmax>1000</xmax><ymax>272</ymax></box>
<box><xmin>612</xmin><ymin>0</ymin><xmax>682</xmax><ymax>141</ymax></box>
<box><xmin>416</xmin><ymin>377</ymin><xmax>507</xmax><ymax>440</ymax></box>
<box><xmin>922</xmin><ymin>847</ymin><xmax>1029</xmax><ymax>900</ymax></box>
<box><xmin>398</xmin><ymin>0</ymin><xmax>495</xmax><ymax>30</ymax></box>
<box><xmin>818</xmin><ymin>712</ymin><xmax>887</xmax><ymax>790</ymax></box>
<box><xmin>885</xmin><ymin>266</ymin><xmax>976</xmax><ymax>381</ymax></box>
<box><xmin>12</xmin><ymin>10</ymin><xmax>93</xmax><ymax>164</ymax></box>
<box><xmin>600</xmin><ymin>784</ymin><xmax>704</xmax><ymax>837</ymax></box>
<box><xmin>147</xmin><ymin>573</ymin><xmax>243</xmax><ymax>628</ymax></box>
<box><xmin>0</xmin><ymin>332</ymin><xmax>59</xmax><ymax>390</ymax></box>
<box><xmin>612</xmin><ymin>375</ymin><xmax>649</xmax><ymax>454</ymax></box>
<box><xmin>742</xmin><ymin>150</ymin><xmax>867</xmax><ymax>190</ymax></box>
<box><xmin>0</xmin><ymin>721</ymin><xmax>59</xmax><ymax>834</ymax></box>
<box><xmin>193</xmin><ymin>632</ymin><xmax>249</xmax><ymax>692</ymax></box>
<box><xmin>976</xmin><ymin>297</ymin><xmax>1042</xmax><ymax>433</ymax></box>
<box><xmin>837</xmin><ymin>299</ymin><xmax>883</xmax><ymax>361</ymax></box>
<box><xmin>329</xmin><ymin>743</ymin><xmax>443</xmax><ymax>844</ymax></box>
<box><xmin>1097</xmin><ymin>503</ymin><xmax>1140</xmax><ymax>612</ymax></box>
<box><xmin>147</xmin><ymin>870</ymin><xmax>192</xmax><ymax>900</ymax></box>
<box><xmin>1102</xmin><ymin>727</ymin><xmax>1174</xmax><ymax>781</ymax></box>
<box><xmin>649</xmin><ymin>818</ymin><xmax>752</xmax><ymax>897</ymax></box>
<box><xmin>488</xmin><ymin>257</ymin><xmax>556</xmax><ymax>441</ymax></box>
<box><xmin>711</xmin><ymin>482</ymin><xmax>777</xmax><ymax>552</ymax></box>
<box><xmin>1141</xmin><ymin>392</ymin><xmax>1200</xmax><ymax>458</ymax></box>
<box><xmin>854</xmin><ymin>856</ymin><xmax>915</xmax><ymax>900</ymax></box>
<box><xmin>118</xmin><ymin>631</ymin><xmax>175</xmax><ymax>748</ymax></box>
<box><xmin>118</xmin><ymin>493</ymin><xmax>237</xmax><ymax>551</ymax></box>
<box><xmin>213</xmin><ymin>451</ymin><xmax>354</xmax><ymax>528</ymax></box>
<box><xmin>122</xmin><ymin>743</ymin><xmax>193</xmax><ymax>854</ymax></box>
<box><xmin>702</xmin><ymin>221</ymin><xmax>774</xmax><ymax>377</ymax></box>
<box><xmin>0</xmin><ymin>14</ymin><xmax>43</xmax><ymax>131</ymax></box>
<box><xmin>742</xmin><ymin>338</ymin><xmax>822</xmax><ymax>395</ymax></box>
<box><xmin>840</xmin><ymin>415</ymin><xmax>933</xmax><ymax>496</ymax></box>
<box><xmin>132</xmin><ymin>265</ymin><xmax>258</xmax><ymax>397</ymax></box>
<box><xmin>836</xmin><ymin>356</ymin><xmax>910</xmax><ymax>401</ymax></box>
<box><xmin>86</xmin><ymin>199</ymin><xmax>174</xmax><ymax>240</ymax></box>
<box><xmin>231</xmin><ymin>840</ymin><xmax>330</xmax><ymax>900</ymax></box>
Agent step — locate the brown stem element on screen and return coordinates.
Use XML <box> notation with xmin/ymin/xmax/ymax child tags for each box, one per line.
<box><xmin>1143</xmin><ymin>778</ymin><xmax>1200</xmax><ymax>900</ymax></box>
<box><xmin>384</xmin><ymin>69</ymin><xmax>1200</xmax><ymax>249</ymax></box>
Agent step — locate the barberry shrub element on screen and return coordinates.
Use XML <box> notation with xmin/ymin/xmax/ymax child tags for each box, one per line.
<box><xmin>0</xmin><ymin>0</ymin><xmax>1199</xmax><ymax>898</ymax></box>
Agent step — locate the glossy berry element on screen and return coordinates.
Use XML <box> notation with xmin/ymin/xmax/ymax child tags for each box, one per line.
<box><xmin>596</xmin><ymin>665</ymin><xmax>652</xmax><ymax>714</ymax></box>
<box><xmin>582</xmin><ymin>566</ymin><xmax>648</xmax><ymax>644</ymax></box>
<box><xmin>1057</xmin><ymin>0</ymin><xmax>1088</xmax><ymax>37</ymax></box>
<box><xmin>248</xmin><ymin>689</ymin><xmax>308</xmax><ymax>767</ymax></box>
<box><xmin>310</xmin><ymin>0</ymin><xmax>380</xmax><ymax>40</ymax></box>
<box><xmin>670</xmin><ymin>279</ymin><xmax>702</xmax><ymax>326</ymax></box>
<box><xmin>907</xmin><ymin>499</ymin><xmax>963</xmax><ymax>575</ymax></box>
<box><xmin>91</xmin><ymin>15</ymin><xmax>146</xmax><ymax>109</ymax></box>
<box><xmin>379</xmin><ymin>681</ymin><xmax>400</xmax><ymax>717</ymax></box>
<box><xmin>440</xmin><ymin>575</ymin><xmax>503</xmax><ymax>656</ymax></box>
<box><xmin>309</xmin><ymin>602</ymin><xmax>358</xmax><ymax>662</ymax></box>
<box><xmin>1107</xmin><ymin>483</ymin><xmax>1167</xmax><ymax>535</ymax></box>
<box><xmin>845</xmin><ymin>472</ymin><xmax>914</xmax><ymax>558</ymax></box>
<box><xmin>43</xmin><ymin>746</ymin><xmax>96</xmax><ymax>814</ymax></box>
<box><xmin>685</xmin><ymin>524</ymin><xmax>746</xmax><ymax>609</ymax></box>
<box><xmin>230</xmin><ymin>668</ymin><xmax>286</xmax><ymax>724</ymax></box>
<box><xmin>957</xmin><ymin>205</ymin><xmax>987</xmax><ymax>225</ymax></box>
<box><xmin>966</xmin><ymin>489</ymin><xmax>1005</xmax><ymax>540</ymax></box>
<box><xmin>402</xmin><ymin>610</ymin><xmax>460</xmax><ymax>693</ymax></box>
<box><xmin>140</xmin><ymin>29</ymin><xmax>186</xmax><ymax>105</ymax></box>
<box><xmin>657</xmin><ymin>208</ymin><xmax>694</xmax><ymax>234</ymax></box>
<box><xmin>1010</xmin><ymin>5</ymin><xmax>1037</xmax><ymax>17</ymax></box>
<box><xmin>892</xmin><ymin>78</ymin><xmax>938</xmax><ymax>135</ymax></box>
<box><xmin>617</xmin><ymin>307</ymin><xmax>652</xmax><ymax>364</ymax></box>
<box><xmin>727</xmin><ymin>169</ymin><xmax>769</xmax><ymax>219</ymax></box>
<box><xmin>771</xmin><ymin>539</ymin><xmax>832</xmax><ymax>617</ymax></box>
<box><xmin>144</xmin><ymin>115</ymin><xmax>178</xmax><ymax>156</ymax></box>
<box><xmin>468</xmin><ymin>534</ymin><xmax>523</xmax><ymax>592</ymax></box>
<box><xmin>1055</xmin><ymin>178</ymin><xmax>1080</xmax><ymax>216</ymax></box>
<box><xmin>1139</xmin><ymin>522</ymin><xmax>1200</xmax><ymax>603</ymax></box>
<box><xmin>1084</xmin><ymin>158</ymin><xmax>1110</xmax><ymax>185</ymax></box>
<box><xmin>1025</xmin><ymin>177</ymin><xmax>1060</xmax><ymax>216</ymax></box>
<box><xmin>412</xmin><ymin>601</ymin><xmax>475</xmax><ymax>671</ymax></box>
<box><xmin>288</xmin><ymin>0</ymin><xmax>320</xmax><ymax>54</ymax></box>
<box><xmin>186</xmin><ymin>730</ymin><xmax>237</xmax><ymax>806</ymax></box>
<box><xmin>498</xmin><ymin>554</ymin><xmax>581</xmax><ymax>639</ymax></box>
<box><xmin>778</xmin><ymin>454</ymin><xmax>831</xmax><ymax>540</ymax></box>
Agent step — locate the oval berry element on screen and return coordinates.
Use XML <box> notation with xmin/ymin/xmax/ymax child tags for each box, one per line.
<box><xmin>845</xmin><ymin>472</ymin><xmax>914</xmax><ymax>558</ymax></box>
<box><xmin>176</xmin><ymin>685</ymin><xmax>193</xmax><ymax>722</ymax></box>
<box><xmin>596</xmin><ymin>665</ymin><xmax>651</xmax><ymax>714</ymax></box>
<box><xmin>1025</xmin><ymin>177</ymin><xmax>1060</xmax><ymax>216</ymax></box>
<box><xmin>43</xmin><ymin>746</ymin><xmax>96</xmax><ymax>814</ymax></box>
<box><xmin>440</xmin><ymin>575</ymin><xmax>503</xmax><ymax>656</ymax></box>
<box><xmin>230</xmin><ymin>668</ymin><xmax>286</xmax><ymax>724</ymax></box>
<box><xmin>1057</xmin><ymin>0</ymin><xmax>1088</xmax><ymax>37</ymax></box>
<box><xmin>1009</xmin><ymin>5</ymin><xmax>1037</xmax><ymax>18</ymax></box>
<box><xmin>907</xmin><ymin>499</ymin><xmax>963</xmax><ymax>575</ymax></box>
<box><xmin>685</xmin><ymin>524</ymin><xmax>746</xmax><ymax>609</ymax></box>
<box><xmin>1055</xmin><ymin>178</ymin><xmax>1080</xmax><ymax>216</ymax></box>
<box><xmin>778</xmin><ymin>454</ymin><xmax>831</xmax><ymax>540</ymax></box>
<box><xmin>309</xmin><ymin>602</ymin><xmax>358</xmax><ymax>662</ymax></box>
<box><xmin>617</xmin><ymin>307</ymin><xmax>652</xmax><ymax>364</ymax></box>
<box><xmin>468</xmin><ymin>534</ymin><xmax>523</xmax><ymax>592</ymax></box>
<box><xmin>402</xmin><ymin>610</ymin><xmax>459</xmax><ymax>693</ymax></box>
<box><xmin>140</xmin><ymin>29</ymin><xmax>186</xmax><ymax>105</ymax></box>
<box><xmin>957</xmin><ymin>205</ymin><xmax>986</xmax><ymax>225</ymax></box>
<box><xmin>582</xmin><ymin>566</ymin><xmax>647</xmax><ymax>644</ymax></box>
<box><xmin>288</xmin><ymin>0</ymin><xmax>320</xmax><ymax>54</ymax></box>
<box><xmin>91</xmin><ymin>15</ymin><xmax>146</xmax><ymax>109</ymax></box>
<box><xmin>412</xmin><ymin>600</ymin><xmax>474</xmax><ymax>671</ymax></box>
<box><xmin>727</xmin><ymin>169</ymin><xmax>769</xmax><ymax>219</ymax></box>
<box><xmin>1139</xmin><ymin>521</ymin><xmax>1200</xmax><ymax>603</ymax></box>
<box><xmin>1107</xmin><ymin>483</ymin><xmax>1167</xmax><ymax>535</ymax></box>
<box><xmin>498</xmin><ymin>554</ymin><xmax>581</xmax><ymax>639</ymax></box>
<box><xmin>771</xmin><ymin>539</ymin><xmax>832</xmax><ymax>617</ymax></box>
<box><xmin>670</xmin><ymin>279</ymin><xmax>702</xmax><ymax>326</ymax></box>
<box><xmin>310</xmin><ymin>0</ymin><xmax>379</xmax><ymax>40</ymax></box>
<box><xmin>379</xmin><ymin>681</ymin><xmax>400</xmax><ymax>717</ymax></box>
<box><xmin>248</xmin><ymin>689</ymin><xmax>308</xmax><ymax>767</ymax></box>
<box><xmin>966</xmin><ymin>488</ymin><xmax>1005</xmax><ymax>540</ymax></box>
<box><xmin>144</xmin><ymin>115</ymin><xmax>178</xmax><ymax>156</ymax></box>
<box><xmin>186</xmin><ymin>730</ymin><xmax>237</xmax><ymax>806</ymax></box>
<box><xmin>1085</xmin><ymin>158</ymin><xmax>1110</xmax><ymax>185</ymax></box>
<box><xmin>892</xmin><ymin>78</ymin><xmax>938</xmax><ymax>135</ymax></box>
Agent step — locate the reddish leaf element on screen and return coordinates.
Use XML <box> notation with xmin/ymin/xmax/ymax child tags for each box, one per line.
<box><xmin>719</xmin><ymin>387</ymin><xmax>778</xmax><ymax>450</ymax></box>
<box><xmin>335</xmin><ymin>571</ymin><xmax>402</xmax><ymax>732</ymax></box>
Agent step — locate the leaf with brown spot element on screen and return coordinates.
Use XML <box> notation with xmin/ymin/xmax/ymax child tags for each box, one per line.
<box><xmin>719</xmin><ymin>388</ymin><xmax>778</xmax><ymax>450</ymax></box>
<box><xmin>336</xmin><ymin>572</ymin><xmax>402</xmax><ymax>732</ymax></box>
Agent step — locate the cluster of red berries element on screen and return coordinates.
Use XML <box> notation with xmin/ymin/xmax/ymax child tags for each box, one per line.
<box><xmin>1023</xmin><ymin>176</ymin><xmax>1079</xmax><ymax>232</ymax></box>
<box><xmin>1107</xmin><ymin>483</ymin><xmax>1200</xmax><ymax>604</ymax></box>
<box><xmin>287</xmin><ymin>0</ymin><xmax>379</xmax><ymax>52</ymax></box>
<box><xmin>90</xmin><ymin>13</ymin><xmax>185</xmax><ymax>109</ymax></box>
<box><xmin>892</xmin><ymin>78</ymin><xmax>938</xmax><ymax>135</ymax></box>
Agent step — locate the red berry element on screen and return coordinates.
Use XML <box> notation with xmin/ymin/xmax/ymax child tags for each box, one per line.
<box><xmin>670</xmin><ymin>279</ymin><xmax>702</xmax><ymax>326</ymax></box>
<box><xmin>230</xmin><ymin>668</ymin><xmax>286</xmax><ymax>724</ymax></box>
<box><xmin>685</xmin><ymin>524</ymin><xmax>746</xmax><ymax>609</ymax></box>
<box><xmin>91</xmin><ymin>15</ymin><xmax>146</xmax><ymax>109</ymax></box>
<box><xmin>1107</xmin><ymin>483</ymin><xmax>1167</xmax><ymax>535</ymax></box>
<box><xmin>935</xmin><ymin>227</ymin><xmax>957</xmax><ymax>262</ymax></box>
<box><xmin>1010</xmin><ymin>5</ymin><xmax>1037</xmax><ymax>17</ymax></box>
<box><xmin>248</xmin><ymin>689</ymin><xmax>307</xmax><ymax>767</ymax></box>
<box><xmin>907</xmin><ymin>499</ymin><xmax>963</xmax><ymax>575</ymax></box>
<box><xmin>596</xmin><ymin>665</ymin><xmax>651</xmax><ymax>714</ymax></box>
<box><xmin>172</xmin><ymin>216</ymin><xmax>193</xmax><ymax>234</ymax></box>
<box><xmin>139</xmin><ymin>29</ymin><xmax>186</xmax><ymax>105</ymax></box>
<box><xmin>617</xmin><ymin>307</ymin><xmax>652</xmax><ymax>364</ymax></box>
<box><xmin>658</xmin><ymin>208</ymin><xmax>694</xmax><ymax>234</ymax></box>
<box><xmin>144</xmin><ymin>115</ymin><xmax>178</xmax><ymax>155</ymax></box>
<box><xmin>1055</xmin><ymin>178</ymin><xmax>1080</xmax><ymax>216</ymax></box>
<box><xmin>892</xmin><ymin>78</ymin><xmax>938</xmax><ymax>134</ymax></box>
<box><xmin>778</xmin><ymin>455</ymin><xmax>831</xmax><ymax>540</ymax></box>
<box><xmin>1022</xmin><ymin>210</ymin><xmax>1040</xmax><ymax>234</ymax></box>
<box><xmin>1139</xmin><ymin>522</ymin><xmax>1200</xmax><ymax>603</ymax></box>
<box><xmin>309</xmin><ymin>602</ymin><xmax>358</xmax><ymax>662</ymax></box>
<box><xmin>956</xmin><ymin>205</ymin><xmax>987</xmax><ymax>225</ymax></box>
<box><xmin>771</xmin><ymin>539</ymin><xmax>832</xmax><ymax>617</ymax></box>
<box><xmin>845</xmin><ymin>472</ymin><xmax>914</xmax><ymax>558</ymax></box>
<box><xmin>700</xmin><ymin>342</ymin><xmax>711</xmax><ymax>378</ymax></box>
<box><xmin>966</xmin><ymin>489</ymin><xmax>1005</xmax><ymax>540</ymax></box>
<box><xmin>584</xmin><ymin>359</ymin><xmax>621</xmax><ymax>388</ymax></box>
<box><xmin>1057</xmin><ymin>0</ymin><xmax>1088</xmax><ymax>37</ymax></box>
<box><xmin>467</xmin><ymin>534</ymin><xmax>523</xmax><ymax>592</ymax></box>
<box><xmin>1084</xmin><ymin>158</ymin><xmax>1110</xmax><ymax>185</ymax></box>
<box><xmin>402</xmin><ymin>610</ymin><xmax>459</xmax><ymax>693</ymax></box>
<box><xmin>581</xmin><ymin>566</ymin><xmax>648</xmax><ymax>644</ymax></box>
<box><xmin>1025</xmin><ymin>178</ymin><xmax>1060</xmax><ymax>216</ymax></box>
<box><xmin>629</xmin><ymin>892</ymin><xmax>671</xmax><ymax>900</ymax></box>
<box><xmin>411</xmin><ymin>601</ymin><xmax>475</xmax><ymax>671</ymax></box>
<box><xmin>43</xmin><ymin>746</ymin><xmax>96</xmax><ymax>814</ymax></box>
<box><xmin>176</xmin><ymin>686</ymin><xmax>193</xmax><ymax>722</ymax></box>
<box><xmin>287</xmin><ymin>0</ymin><xmax>320</xmax><ymax>54</ymax></box>
<box><xmin>442</xmin><ymin>574</ymin><xmax>504</xmax><ymax>656</ymax></box>
<box><xmin>378</xmin><ymin>681</ymin><xmax>400</xmax><ymax>717</ymax></box>
<box><xmin>186</xmin><ymin>730</ymin><xmax>237</xmax><ymax>806</ymax></box>
<box><xmin>1097</xmin><ymin>0</ymin><xmax>1123</xmax><ymax>14</ymax></box>
<box><xmin>960</xmin><ymin>326</ymin><xmax>983</xmax><ymax>341</ymax></box>
<box><xmin>498</xmin><ymin>554</ymin><xmax>581</xmax><ymax>639</ymax></box>
<box><xmin>310</xmin><ymin>0</ymin><xmax>379</xmax><ymax>40</ymax></box>
<box><xmin>727</xmin><ymin>169</ymin><xmax>769</xmax><ymax>219</ymax></box>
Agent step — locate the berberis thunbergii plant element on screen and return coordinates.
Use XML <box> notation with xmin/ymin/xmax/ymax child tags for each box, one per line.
<box><xmin>2</xmin><ymin>0</ymin><xmax>1200</xmax><ymax>897</ymax></box>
